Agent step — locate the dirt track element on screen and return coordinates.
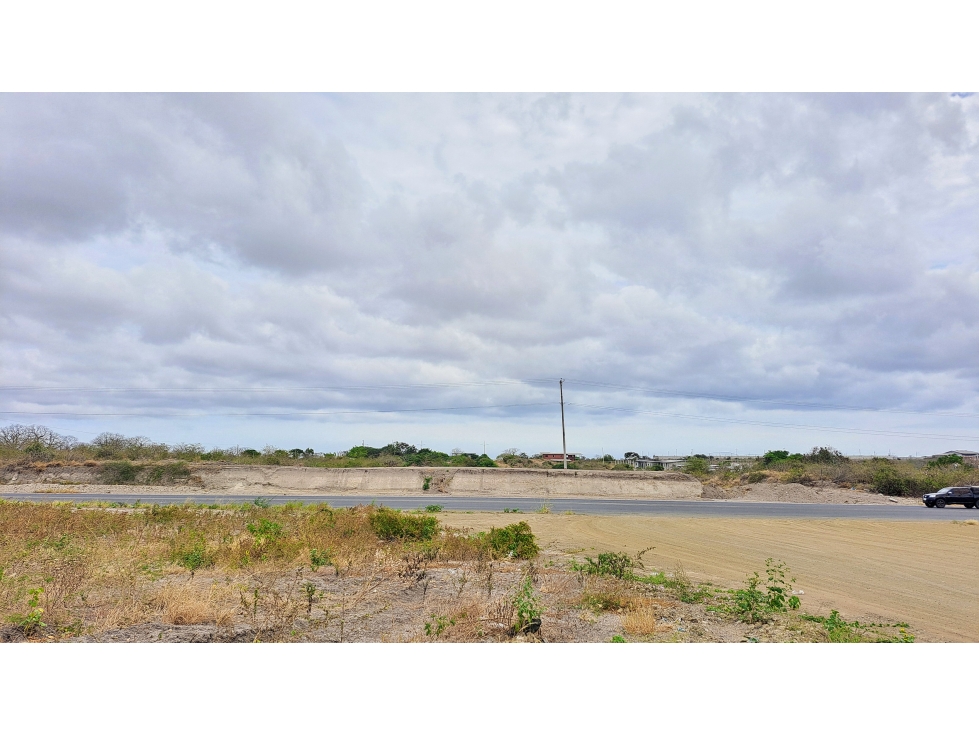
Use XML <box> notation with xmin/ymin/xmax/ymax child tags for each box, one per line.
<box><xmin>452</xmin><ymin>512</ymin><xmax>979</xmax><ymax>642</ymax></box>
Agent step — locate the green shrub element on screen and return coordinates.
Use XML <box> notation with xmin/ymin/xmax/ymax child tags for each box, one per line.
<box><xmin>369</xmin><ymin>507</ymin><xmax>439</xmax><ymax>541</ymax></box>
<box><xmin>684</xmin><ymin>456</ymin><xmax>710</xmax><ymax>475</ymax></box>
<box><xmin>246</xmin><ymin>518</ymin><xmax>284</xmax><ymax>544</ymax></box>
<box><xmin>98</xmin><ymin>460</ymin><xmax>141</xmax><ymax>484</ymax></box>
<box><xmin>7</xmin><ymin>587</ymin><xmax>46</xmax><ymax>635</ymax></box>
<box><xmin>145</xmin><ymin>461</ymin><xmax>191</xmax><ymax>484</ymax></box>
<box><xmin>575</xmin><ymin>552</ymin><xmax>634</xmax><ymax>579</ymax></box>
<box><xmin>172</xmin><ymin>535</ymin><xmax>214</xmax><ymax>575</ymax></box>
<box><xmin>801</xmin><ymin>610</ymin><xmax>914</xmax><ymax>643</ymax></box>
<box><xmin>424</xmin><ymin>505</ymin><xmax>443</xmax><ymax>513</ymax></box>
<box><xmin>484</xmin><ymin>522</ymin><xmax>539</xmax><ymax>559</ymax></box>
<box><xmin>512</xmin><ymin>575</ymin><xmax>544</xmax><ymax>634</ymax></box>
<box><xmin>726</xmin><ymin>558</ymin><xmax>800</xmax><ymax>623</ymax></box>
<box><xmin>927</xmin><ymin>454</ymin><xmax>963</xmax><ymax>468</ymax></box>
<box><xmin>309</xmin><ymin>548</ymin><xmax>333</xmax><ymax>571</ymax></box>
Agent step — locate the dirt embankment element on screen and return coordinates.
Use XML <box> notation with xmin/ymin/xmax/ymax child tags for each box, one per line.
<box><xmin>1</xmin><ymin>464</ymin><xmax>702</xmax><ymax>500</ymax></box>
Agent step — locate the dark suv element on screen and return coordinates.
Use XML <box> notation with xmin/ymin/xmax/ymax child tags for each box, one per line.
<box><xmin>922</xmin><ymin>486</ymin><xmax>979</xmax><ymax>508</ymax></box>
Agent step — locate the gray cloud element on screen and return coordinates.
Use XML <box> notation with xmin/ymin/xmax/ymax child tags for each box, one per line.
<box><xmin>2</xmin><ymin>93</ymin><xmax>978</xmax><ymax>453</ymax></box>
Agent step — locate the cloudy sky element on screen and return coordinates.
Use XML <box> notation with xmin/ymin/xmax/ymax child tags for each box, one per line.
<box><xmin>2</xmin><ymin>93</ymin><xmax>978</xmax><ymax>456</ymax></box>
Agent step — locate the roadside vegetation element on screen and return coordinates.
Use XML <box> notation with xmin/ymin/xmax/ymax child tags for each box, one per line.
<box><xmin>0</xmin><ymin>499</ymin><xmax>911</xmax><ymax>643</ymax></box>
<box><xmin>3</xmin><ymin>424</ymin><xmax>976</xmax><ymax>496</ymax></box>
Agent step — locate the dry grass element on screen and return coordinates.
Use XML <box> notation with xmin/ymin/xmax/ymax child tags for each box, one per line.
<box><xmin>0</xmin><ymin>500</ymin><xmax>925</xmax><ymax>643</ymax></box>
<box><xmin>153</xmin><ymin>583</ymin><xmax>236</xmax><ymax>626</ymax></box>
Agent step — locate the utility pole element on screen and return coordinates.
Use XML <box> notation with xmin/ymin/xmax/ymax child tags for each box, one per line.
<box><xmin>560</xmin><ymin>378</ymin><xmax>567</xmax><ymax>470</ymax></box>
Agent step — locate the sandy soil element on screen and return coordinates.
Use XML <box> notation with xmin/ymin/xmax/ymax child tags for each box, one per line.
<box><xmin>449</xmin><ymin>512</ymin><xmax>979</xmax><ymax>642</ymax></box>
<box><xmin>703</xmin><ymin>482</ymin><xmax>920</xmax><ymax>505</ymax></box>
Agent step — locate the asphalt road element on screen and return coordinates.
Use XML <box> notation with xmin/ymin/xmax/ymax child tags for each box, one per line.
<box><xmin>0</xmin><ymin>493</ymin><xmax>965</xmax><ymax>520</ymax></box>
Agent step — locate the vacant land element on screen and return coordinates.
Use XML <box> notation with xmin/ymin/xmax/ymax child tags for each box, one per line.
<box><xmin>454</xmin><ymin>512</ymin><xmax>979</xmax><ymax>641</ymax></box>
<box><xmin>1</xmin><ymin>499</ymin><xmax>950</xmax><ymax>643</ymax></box>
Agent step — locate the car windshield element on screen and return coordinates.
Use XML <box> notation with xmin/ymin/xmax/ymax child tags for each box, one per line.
<box><xmin>937</xmin><ymin>488</ymin><xmax>953</xmax><ymax>494</ymax></box>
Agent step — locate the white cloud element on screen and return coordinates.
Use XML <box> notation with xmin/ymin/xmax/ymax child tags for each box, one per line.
<box><xmin>2</xmin><ymin>93</ymin><xmax>978</xmax><ymax>454</ymax></box>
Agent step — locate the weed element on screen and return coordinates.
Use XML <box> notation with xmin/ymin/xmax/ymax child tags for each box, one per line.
<box><xmin>7</xmin><ymin>587</ymin><xmax>46</xmax><ymax>635</ymax></box>
<box><xmin>246</xmin><ymin>518</ymin><xmax>284</xmax><ymax>545</ymax></box>
<box><xmin>573</xmin><ymin>552</ymin><xmax>633</xmax><ymax>579</ymax></box>
<box><xmin>502</xmin><ymin>507</ymin><xmax>521</xmax><ymax>513</ymax></box>
<box><xmin>422</xmin><ymin>476</ymin><xmax>432</xmax><ymax>491</ymax></box>
<box><xmin>172</xmin><ymin>535</ymin><xmax>214</xmax><ymax>576</ymax></box>
<box><xmin>424</xmin><ymin>613</ymin><xmax>455</xmax><ymax>638</ymax></box>
<box><xmin>253</xmin><ymin>497</ymin><xmax>271</xmax><ymax>509</ymax></box>
<box><xmin>512</xmin><ymin>574</ymin><xmax>544</xmax><ymax>635</ymax></box>
<box><xmin>425</xmin><ymin>505</ymin><xmax>443</xmax><ymax>513</ymax></box>
<box><xmin>369</xmin><ymin>507</ymin><xmax>439</xmax><ymax>541</ymax></box>
<box><xmin>309</xmin><ymin>548</ymin><xmax>333</xmax><ymax>571</ymax></box>
<box><xmin>610</xmin><ymin>635</ymin><xmax>626</xmax><ymax>643</ymax></box>
<box><xmin>303</xmin><ymin>582</ymin><xmax>319</xmax><ymax>615</ymax></box>
<box><xmin>536</xmin><ymin>503</ymin><xmax>551</xmax><ymax>514</ymax></box>
<box><xmin>663</xmin><ymin>564</ymin><xmax>712</xmax><ymax>603</ymax></box>
<box><xmin>482</xmin><ymin>522</ymin><xmax>539</xmax><ymax>559</ymax></box>
<box><xmin>723</xmin><ymin>558</ymin><xmax>801</xmax><ymax>623</ymax></box>
<box><xmin>801</xmin><ymin>610</ymin><xmax>914</xmax><ymax>643</ymax></box>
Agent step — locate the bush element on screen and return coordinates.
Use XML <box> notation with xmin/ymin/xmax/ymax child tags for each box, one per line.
<box><xmin>145</xmin><ymin>461</ymin><xmax>191</xmax><ymax>484</ymax></box>
<box><xmin>684</xmin><ymin>456</ymin><xmax>710</xmax><ymax>475</ymax></box>
<box><xmin>483</xmin><ymin>522</ymin><xmax>539</xmax><ymax>559</ymax></box>
<box><xmin>172</xmin><ymin>535</ymin><xmax>214</xmax><ymax>575</ymax></box>
<box><xmin>98</xmin><ymin>461</ymin><xmax>141</xmax><ymax>484</ymax></box>
<box><xmin>576</xmin><ymin>552</ymin><xmax>634</xmax><ymax>579</ymax></box>
<box><xmin>928</xmin><ymin>454</ymin><xmax>963</xmax><ymax>468</ymax></box>
<box><xmin>369</xmin><ymin>507</ymin><xmax>439</xmax><ymax>541</ymax></box>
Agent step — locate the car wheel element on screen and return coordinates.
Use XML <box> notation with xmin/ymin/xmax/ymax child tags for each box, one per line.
<box><xmin>925</xmin><ymin>501</ymin><xmax>935</xmax><ymax>508</ymax></box>
<box><xmin>935</xmin><ymin>498</ymin><xmax>946</xmax><ymax>508</ymax></box>
<box><xmin>967</xmin><ymin>503</ymin><xmax>976</xmax><ymax>509</ymax></box>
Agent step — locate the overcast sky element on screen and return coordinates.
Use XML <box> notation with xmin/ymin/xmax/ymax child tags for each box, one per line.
<box><xmin>2</xmin><ymin>93</ymin><xmax>978</xmax><ymax>456</ymax></box>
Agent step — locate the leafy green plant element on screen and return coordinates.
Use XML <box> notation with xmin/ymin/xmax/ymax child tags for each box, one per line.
<box><xmin>246</xmin><ymin>518</ymin><xmax>284</xmax><ymax>544</ymax></box>
<box><xmin>801</xmin><ymin>610</ymin><xmax>914</xmax><ymax>643</ymax></box>
<box><xmin>574</xmin><ymin>552</ymin><xmax>634</xmax><ymax>579</ymax></box>
<box><xmin>512</xmin><ymin>575</ymin><xmax>544</xmax><ymax>634</ymax></box>
<box><xmin>173</xmin><ymin>535</ymin><xmax>214</xmax><ymax>575</ymax></box>
<box><xmin>369</xmin><ymin>507</ymin><xmax>439</xmax><ymax>541</ymax></box>
<box><xmin>424</xmin><ymin>504</ymin><xmax>443</xmax><ymax>513</ymax></box>
<box><xmin>253</xmin><ymin>497</ymin><xmax>271</xmax><ymax>508</ymax></box>
<box><xmin>422</xmin><ymin>476</ymin><xmax>432</xmax><ymax>491</ymax></box>
<box><xmin>725</xmin><ymin>558</ymin><xmax>800</xmax><ymax>623</ymax></box>
<box><xmin>424</xmin><ymin>613</ymin><xmax>455</xmax><ymax>638</ymax></box>
<box><xmin>7</xmin><ymin>587</ymin><xmax>46</xmax><ymax>635</ymax></box>
<box><xmin>309</xmin><ymin>548</ymin><xmax>332</xmax><ymax>571</ymax></box>
<box><xmin>610</xmin><ymin>635</ymin><xmax>626</xmax><ymax>643</ymax></box>
<box><xmin>483</xmin><ymin>522</ymin><xmax>539</xmax><ymax>559</ymax></box>
<box><xmin>502</xmin><ymin>507</ymin><xmax>521</xmax><ymax>513</ymax></box>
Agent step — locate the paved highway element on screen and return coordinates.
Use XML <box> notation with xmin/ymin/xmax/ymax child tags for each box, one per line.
<box><xmin>0</xmin><ymin>492</ymin><xmax>960</xmax><ymax>520</ymax></box>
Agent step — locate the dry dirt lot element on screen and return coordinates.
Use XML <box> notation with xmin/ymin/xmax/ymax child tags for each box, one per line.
<box><xmin>452</xmin><ymin>512</ymin><xmax>979</xmax><ymax>641</ymax></box>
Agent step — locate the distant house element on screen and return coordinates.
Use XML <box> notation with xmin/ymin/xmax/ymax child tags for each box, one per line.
<box><xmin>618</xmin><ymin>455</ymin><xmax>687</xmax><ymax>470</ymax></box>
<box><xmin>542</xmin><ymin>453</ymin><xmax>582</xmax><ymax>462</ymax></box>
<box><xmin>930</xmin><ymin>450</ymin><xmax>979</xmax><ymax>468</ymax></box>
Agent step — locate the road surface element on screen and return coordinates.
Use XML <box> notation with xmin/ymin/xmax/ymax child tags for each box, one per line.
<box><xmin>0</xmin><ymin>493</ymin><xmax>960</xmax><ymax>520</ymax></box>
